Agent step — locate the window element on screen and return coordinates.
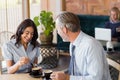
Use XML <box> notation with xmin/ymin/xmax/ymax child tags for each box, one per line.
<box><xmin>0</xmin><ymin>0</ymin><xmax>22</xmax><ymax>33</ymax></box>
<box><xmin>0</xmin><ymin>0</ymin><xmax>42</xmax><ymax>33</ymax></box>
<box><xmin>30</xmin><ymin>0</ymin><xmax>41</xmax><ymax>19</ymax></box>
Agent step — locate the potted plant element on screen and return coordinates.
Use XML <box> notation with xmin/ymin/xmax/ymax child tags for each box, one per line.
<box><xmin>33</xmin><ymin>10</ymin><xmax>55</xmax><ymax>44</ymax></box>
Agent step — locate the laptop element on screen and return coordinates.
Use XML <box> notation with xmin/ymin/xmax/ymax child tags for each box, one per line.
<box><xmin>95</xmin><ymin>28</ymin><xmax>111</xmax><ymax>41</ymax></box>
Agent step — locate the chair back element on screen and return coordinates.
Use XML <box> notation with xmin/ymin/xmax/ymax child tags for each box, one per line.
<box><xmin>0</xmin><ymin>47</ymin><xmax>3</xmax><ymax>74</ymax></box>
<box><xmin>0</xmin><ymin>31</ymin><xmax>14</xmax><ymax>47</ymax></box>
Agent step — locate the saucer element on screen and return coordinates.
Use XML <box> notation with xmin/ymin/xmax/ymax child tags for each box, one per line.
<box><xmin>29</xmin><ymin>72</ymin><xmax>42</xmax><ymax>78</ymax></box>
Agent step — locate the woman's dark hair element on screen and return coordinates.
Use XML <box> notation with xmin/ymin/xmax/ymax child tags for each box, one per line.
<box><xmin>11</xmin><ymin>19</ymin><xmax>38</xmax><ymax>49</ymax></box>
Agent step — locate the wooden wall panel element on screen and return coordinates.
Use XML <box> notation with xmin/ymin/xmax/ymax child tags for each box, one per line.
<box><xmin>65</xmin><ymin>0</ymin><xmax>120</xmax><ymax>15</ymax></box>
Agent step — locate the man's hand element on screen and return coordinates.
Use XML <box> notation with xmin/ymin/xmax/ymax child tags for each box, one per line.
<box><xmin>50</xmin><ymin>71</ymin><xmax>69</xmax><ymax>80</ymax></box>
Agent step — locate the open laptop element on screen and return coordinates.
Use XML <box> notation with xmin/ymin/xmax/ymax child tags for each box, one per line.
<box><xmin>95</xmin><ymin>28</ymin><xmax>113</xmax><ymax>51</ymax></box>
<box><xmin>95</xmin><ymin>28</ymin><xmax>111</xmax><ymax>41</ymax></box>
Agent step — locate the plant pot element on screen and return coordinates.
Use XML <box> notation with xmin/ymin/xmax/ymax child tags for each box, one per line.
<box><xmin>39</xmin><ymin>32</ymin><xmax>53</xmax><ymax>44</ymax></box>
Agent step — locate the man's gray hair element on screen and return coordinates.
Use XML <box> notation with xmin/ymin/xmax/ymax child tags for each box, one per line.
<box><xmin>56</xmin><ymin>11</ymin><xmax>81</xmax><ymax>32</ymax></box>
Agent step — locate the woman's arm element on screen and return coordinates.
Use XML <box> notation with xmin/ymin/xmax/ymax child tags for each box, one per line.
<box><xmin>104</xmin><ymin>22</ymin><xmax>110</xmax><ymax>28</ymax></box>
<box><xmin>6</xmin><ymin>57</ymin><xmax>29</xmax><ymax>74</ymax></box>
<box><xmin>6</xmin><ymin>60</ymin><xmax>20</xmax><ymax>74</ymax></box>
<box><xmin>112</xmin><ymin>37</ymin><xmax>118</xmax><ymax>41</ymax></box>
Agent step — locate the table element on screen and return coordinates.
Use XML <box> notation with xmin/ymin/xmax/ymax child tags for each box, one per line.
<box><xmin>0</xmin><ymin>73</ymin><xmax>42</xmax><ymax>80</ymax></box>
<box><xmin>0</xmin><ymin>55</ymin><xmax>70</xmax><ymax>80</ymax></box>
<box><xmin>107</xmin><ymin>52</ymin><xmax>120</xmax><ymax>71</ymax></box>
<box><xmin>107</xmin><ymin>51</ymin><xmax>120</xmax><ymax>64</ymax></box>
<box><xmin>107</xmin><ymin>51</ymin><xmax>120</xmax><ymax>80</ymax></box>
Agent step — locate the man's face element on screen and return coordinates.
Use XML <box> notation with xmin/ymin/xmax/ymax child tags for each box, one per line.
<box><xmin>56</xmin><ymin>19</ymin><xmax>69</xmax><ymax>42</ymax></box>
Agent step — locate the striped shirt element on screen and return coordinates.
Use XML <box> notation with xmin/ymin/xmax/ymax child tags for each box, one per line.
<box><xmin>69</xmin><ymin>31</ymin><xmax>111</xmax><ymax>80</ymax></box>
<box><xmin>2</xmin><ymin>39</ymin><xmax>41</xmax><ymax>73</ymax></box>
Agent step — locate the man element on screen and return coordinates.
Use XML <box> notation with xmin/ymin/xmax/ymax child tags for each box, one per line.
<box><xmin>50</xmin><ymin>12</ymin><xmax>111</xmax><ymax>80</ymax></box>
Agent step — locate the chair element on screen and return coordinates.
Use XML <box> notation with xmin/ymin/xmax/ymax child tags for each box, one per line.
<box><xmin>107</xmin><ymin>57</ymin><xmax>120</xmax><ymax>80</ymax></box>
<box><xmin>0</xmin><ymin>31</ymin><xmax>14</xmax><ymax>47</ymax></box>
<box><xmin>0</xmin><ymin>31</ymin><xmax>14</xmax><ymax>74</ymax></box>
<box><xmin>0</xmin><ymin>47</ymin><xmax>2</xmax><ymax>74</ymax></box>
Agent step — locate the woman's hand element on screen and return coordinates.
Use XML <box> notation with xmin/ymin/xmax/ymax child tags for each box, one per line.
<box><xmin>17</xmin><ymin>57</ymin><xmax>29</xmax><ymax>66</ymax></box>
<box><xmin>112</xmin><ymin>38</ymin><xmax>118</xmax><ymax>41</ymax></box>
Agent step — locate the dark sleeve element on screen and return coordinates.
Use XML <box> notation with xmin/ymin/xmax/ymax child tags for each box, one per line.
<box><xmin>104</xmin><ymin>22</ymin><xmax>110</xmax><ymax>28</ymax></box>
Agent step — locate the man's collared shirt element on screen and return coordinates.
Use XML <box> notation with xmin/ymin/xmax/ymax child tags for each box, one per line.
<box><xmin>69</xmin><ymin>31</ymin><xmax>111</xmax><ymax>80</ymax></box>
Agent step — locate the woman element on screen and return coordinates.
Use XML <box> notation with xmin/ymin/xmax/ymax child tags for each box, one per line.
<box><xmin>2</xmin><ymin>19</ymin><xmax>42</xmax><ymax>74</ymax></box>
<box><xmin>105</xmin><ymin>7</ymin><xmax>120</xmax><ymax>42</ymax></box>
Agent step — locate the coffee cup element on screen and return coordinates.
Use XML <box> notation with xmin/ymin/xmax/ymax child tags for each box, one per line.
<box><xmin>31</xmin><ymin>67</ymin><xmax>42</xmax><ymax>75</ymax></box>
<box><xmin>44</xmin><ymin>70</ymin><xmax>53</xmax><ymax>79</ymax></box>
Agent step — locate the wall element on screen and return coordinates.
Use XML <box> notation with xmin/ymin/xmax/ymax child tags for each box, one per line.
<box><xmin>66</xmin><ymin>0</ymin><xmax>120</xmax><ymax>15</ymax></box>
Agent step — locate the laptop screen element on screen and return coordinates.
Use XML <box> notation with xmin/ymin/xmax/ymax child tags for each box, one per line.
<box><xmin>95</xmin><ymin>28</ymin><xmax>111</xmax><ymax>41</ymax></box>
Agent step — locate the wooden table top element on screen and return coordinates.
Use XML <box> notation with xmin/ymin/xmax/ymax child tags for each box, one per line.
<box><xmin>107</xmin><ymin>51</ymin><xmax>120</xmax><ymax>64</ymax></box>
<box><xmin>0</xmin><ymin>73</ymin><xmax>42</xmax><ymax>80</ymax></box>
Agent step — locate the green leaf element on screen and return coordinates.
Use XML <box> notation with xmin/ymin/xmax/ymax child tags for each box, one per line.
<box><xmin>33</xmin><ymin>10</ymin><xmax>55</xmax><ymax>36</ymax></box>
<box><xmin>33</xmin><ymin>16</ymin><xmax>40</xmax><ymax>26</ymax></box>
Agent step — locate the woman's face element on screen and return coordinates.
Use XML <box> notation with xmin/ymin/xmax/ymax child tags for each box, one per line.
<box><xmin>110</xmin><ymin>11</ymin><xmax>118</xmax><ymax>21</ymax></box>
<box><xmin>21</xmin><ymin>26</ymin><xmax>34</xmax><ymax>44</ymax></box>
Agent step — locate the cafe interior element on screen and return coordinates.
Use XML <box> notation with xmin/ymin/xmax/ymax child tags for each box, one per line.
<box><xmin>0</xmin><ymin>0</ymin><xmax>120</xmax><ymax>80</ymax></box>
